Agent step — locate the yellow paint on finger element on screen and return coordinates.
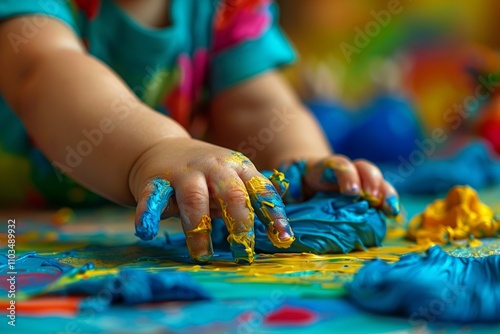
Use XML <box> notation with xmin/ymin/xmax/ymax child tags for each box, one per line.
<box><xmin>246</xmin><ymin>176</ymin><xmax>295</xmax><ymax>248</ymax></box>
<box><xmin>218</xmin><ymin>197</ymin><xmax>256</xmax><ymax>264</ymax></box>
<box><xmin>185</xmin><ymin>215</ymin><xmax>212</xmax><ymax>238</ymax></box>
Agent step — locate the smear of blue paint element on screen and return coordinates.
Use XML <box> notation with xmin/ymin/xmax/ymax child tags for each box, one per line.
<box><xmin>135</xmin><ymin>178</ymin><xmax>174</xmax><ymax>241</ymax></box>
<box><xmin>52</xmin><ymin>269</ymin><xmax>211</xmax><ymax>311</ymax></box>
<box><xmin>346</xmin><ymin>246</ymin><xmax>500</xmax><ymax>323</ymax></box>
<box><xmin>279</xmin><ymin>160</ymin><xmax>307</xmax><ymax>202</ymax></box>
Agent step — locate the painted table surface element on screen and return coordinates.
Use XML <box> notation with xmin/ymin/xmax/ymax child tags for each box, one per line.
<box><xmin>1</xmin><ymin>187</ymin><xmax>500</xmax><ymax>334</ymax></box>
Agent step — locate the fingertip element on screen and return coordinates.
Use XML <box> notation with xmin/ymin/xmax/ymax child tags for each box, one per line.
<box><xmin>381</xmin><ymin>182</ymin><xmax>400</xmax><ymax>217</ymax></box>
<box><xmin>245</xmin><ymin>176</ymin><xmax>295</xmax><ymax>247</ymax></box>
<box><xmin>383</xmin><ymin>195</ymin><xmax>401</xmax><ymax>217</ymax></box>
<box><xmin>134</xmin><ymin>178</ymin><xmax>174</xmax><ymax>241</ymax></box>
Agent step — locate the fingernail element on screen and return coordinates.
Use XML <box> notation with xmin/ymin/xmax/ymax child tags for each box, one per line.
<box><xmin>342</xmin><ymin>182</ymin><xmax>360</xmax><ymax>195</ymax></box>
<box><xmin>185</xmin><ymin>215</ymin><xmax>213</xmax><ymax>263</ymax></box>
<box><xmin>384</xmin><ymin>196</ymin><xmax>401</xmax><ymax>217</ymax></box>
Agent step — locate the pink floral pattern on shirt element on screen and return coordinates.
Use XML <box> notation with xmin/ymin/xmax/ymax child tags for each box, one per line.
<box><xmin>213</xmin><ymin>0</ymin><xmax>272</xmax><ymax>52</ymax></box>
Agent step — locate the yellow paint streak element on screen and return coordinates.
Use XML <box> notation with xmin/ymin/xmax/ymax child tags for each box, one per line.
<box><xmin>174</xmin><ymin>242</ymin><xmax>427</xmax><ymax>284</ymax></box>
<box><xmin>407</xmin><ymin>186</ymin><xmax>500</xmax><ymax>246</ymax></box>
<box><xmin>185</xmin><ymin>215</ymin><xmax>212</xmax><ymax>238</ymax></box>
<box><xmin>361</xmin><ymin>191</ymin><xmax>382</xmax><ymax>207</ymax></box>
<box><xmin>218</xmin><ymin>197</ymin><xmax>255</xmax><ymax>263</ymax></box>
<box><xmin>246</xmin><ymin>176</ymin><xmax>295</xmax><ymax>248</ymax></box>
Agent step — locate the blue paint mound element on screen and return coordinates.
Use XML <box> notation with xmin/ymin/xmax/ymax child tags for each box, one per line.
<box><xmin>309</xmin><ymin>94</ymin><xmax>421</xmax><ymax>164</ymax></box>
<box><xmin>53</xmin><ymin>269</ymin><xmax>211</xmax><ymax>311</ymax></box>
<box><xmin>211</xmin><ymin>193</ymin><xmax>387</xmax><ymax>254</ymax></box>
<box><xmin>380</xmin><ymin>140</ymin><xmax>500</xmax><ymax>195</ymax></box>
<box><xmin>346</xmin><ymin>246</ymin><xmax>500</xmax><ymax>323</ymax></box>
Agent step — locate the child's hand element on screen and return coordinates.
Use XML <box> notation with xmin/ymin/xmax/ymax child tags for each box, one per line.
<box><xmin>129</xmin><ymin>137</ymin><xmax>295</xmax><ymax>264</ymax></box>
<box><xmin>280</xmin><ymin>156</ymin><xmax>400</xmax><ymax>217</ymax></box>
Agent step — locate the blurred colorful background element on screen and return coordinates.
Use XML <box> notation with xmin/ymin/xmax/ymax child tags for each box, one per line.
<box><xmin>275</xmin><ymin>0</ymin><xmax>500</xmax><ymax>169</ymax></box>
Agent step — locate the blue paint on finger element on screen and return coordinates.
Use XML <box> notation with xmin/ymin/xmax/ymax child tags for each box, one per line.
<box><xmin>322</xmin><ymin>167</ymin><xmax>338</xmax><ymax>184</ymax></box>
<box><xmin>384</xmin><ymin>195</ymin><xmax>400</xmax><ymax>217</ymax></box>
<box><xmin>246</xmin><ymin>177</ymin><xmax>295</xmax><ymax>248</ymax></box>
<box><xmin>135</xmin><ymin>178</ymin><xmax>174</xmax><ymax>241</ymax></box>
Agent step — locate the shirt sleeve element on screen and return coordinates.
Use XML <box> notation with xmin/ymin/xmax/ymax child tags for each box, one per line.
<box><xmin>210</xmin><ymin>0</ymin><xmax>296</xmax><ymax>94</ymax></box>
<box><xmin>0</xmin><ymin>0</ymin><xmax>79</xmax><ymax>33</ymax></box>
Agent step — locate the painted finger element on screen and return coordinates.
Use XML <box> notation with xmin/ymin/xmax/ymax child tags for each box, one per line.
<box><xmin>380</xmin><ymin>181</ymin><xmax>401</xmax><ymax>217</ymax></box>
<box><xmin>244</xmin><ymin>173</ymin><xmax>295</xmax><ymax>248</ymax></box>
<box><xmin>134</xmin><ymin>178</ymin><xmax>174</xmax><ymax>241</ymax></box>
<box><xmin>305</xmin><ymin>156</ymin><xmax>361</xmax><ymax>196</ymax></box>
<box><xmin>209</xmin><ymin>169</ymin><xmax>255</xmax><ymax>264</ymax></box>
<box><xmin>354</xmin><ymin>159</ymin><xmax>384</xmax><ymax>207</ymax></box>
<box><xmin>174</xmin><ymin>175</ymin><xmax>213</xmax><ymax>263</ymax></box>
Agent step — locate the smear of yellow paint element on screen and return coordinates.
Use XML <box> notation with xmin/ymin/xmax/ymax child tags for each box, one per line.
<box><xmin>218</xmin><ymin>197</ymin><xmax>255</xmax><ymax>263</ymax></box>
<box><xmin>185</xmin><ymin>215</ymin><xmax>212</xmax><ymax>238</ymax></box>
<box><xmin>407</xmin><ymin>186</ymin><xmax>500</xmax><ymax>246</ymax></box>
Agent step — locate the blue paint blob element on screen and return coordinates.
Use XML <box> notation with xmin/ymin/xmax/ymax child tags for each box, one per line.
<box><xmin>211</xmin><ymin>193</ymin><xmax>386</xmax><ymax>254</ymax></box>
<box><xmin>346</xmin><ymin>246</ymin><xmax>500</xmax><ymax>323</ymax></box>
<box><xmin>135</xmin><ymin>178</ymin><xmax>174</xmax><ymax>241</ymax></box>
<box><xmin>52</xmin><ymin>269</ymin><xmax>211</xmax><ymax>310</ymax></box>
<box><xmin>309</xmin><ymin>95</ymin><xmax>421</xmax><ymax>164</ymax></box>
<box><xmin>279</xmin><ymin>160</ymin><xmax>307</xmax><ymax>202</ymax></box>
<box><xmin>380</xmin><ymin>141</ymin><xmax>500</xmax><ymax>195</ymax></box>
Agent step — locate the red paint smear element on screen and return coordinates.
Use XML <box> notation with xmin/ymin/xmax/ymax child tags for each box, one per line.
<box><xmin>0</xmin><ymin>296</ymin><xmax>80</xmax><ymax>316</ymax></box>
<box><xmin>264</xmin><ymin>306</ymin><xmax>317</xmax><ymax>326</ymax></box>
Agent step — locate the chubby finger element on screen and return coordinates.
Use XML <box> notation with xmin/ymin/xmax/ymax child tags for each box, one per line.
<box><xmin>244</xmin><ymin>173</ymin><xmax>295</xmax><ymax>248</ymax></box>
<box><xmin>380</xmin><ymin>181</ymin><xmax>400</xmax><ymax>217</ymax></box>
<box><xmin>209</xmin><ymin>169</ymin><xmax>255</xmax><ymax>264</ymax></box>
<box><xmin>354</xmin><ymin>159</ymin><xmax>384</xmax><ymax>206</ymax></box>
<box><xmin>305</xmin><ymin>156</ymin><xmax>361</xmax><ymax>196</ymax></box>
<box><xmin>174</xmin><ymin>174</ymin><xmax>213</xmax><ymax>263</ymax></box>
<box><xmin>134</xmin><ymin>178</ymin><xmax>174</xmax><ymax>241</ymax></box>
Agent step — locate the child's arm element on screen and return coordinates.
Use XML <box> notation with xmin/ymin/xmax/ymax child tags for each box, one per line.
<box><xmin>0</xmin><ymin>17</ymin><xmax>293</xmax><ymax>263</ymax></box>
<box><xmin>209</xmin><ymin>71</ymin><xmax>400</xmax><ymax>216</ymax></box>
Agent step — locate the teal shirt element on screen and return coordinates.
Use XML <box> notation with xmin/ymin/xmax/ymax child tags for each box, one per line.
<box><xmin>0</xmin><ymin>0</ymin><xmax>295</xmax><ymax>207</ymax></box>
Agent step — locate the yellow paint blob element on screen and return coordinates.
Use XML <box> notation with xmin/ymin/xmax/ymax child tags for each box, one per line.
<box><xmin>185</xmin><ymin>215</ymin><xmax>212</xmax><ymax>238</ymax></box>
<box><xmin>407</xmin><ymin>186</ymin><xmax>500</xmax><ymax>247</ymax></box>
